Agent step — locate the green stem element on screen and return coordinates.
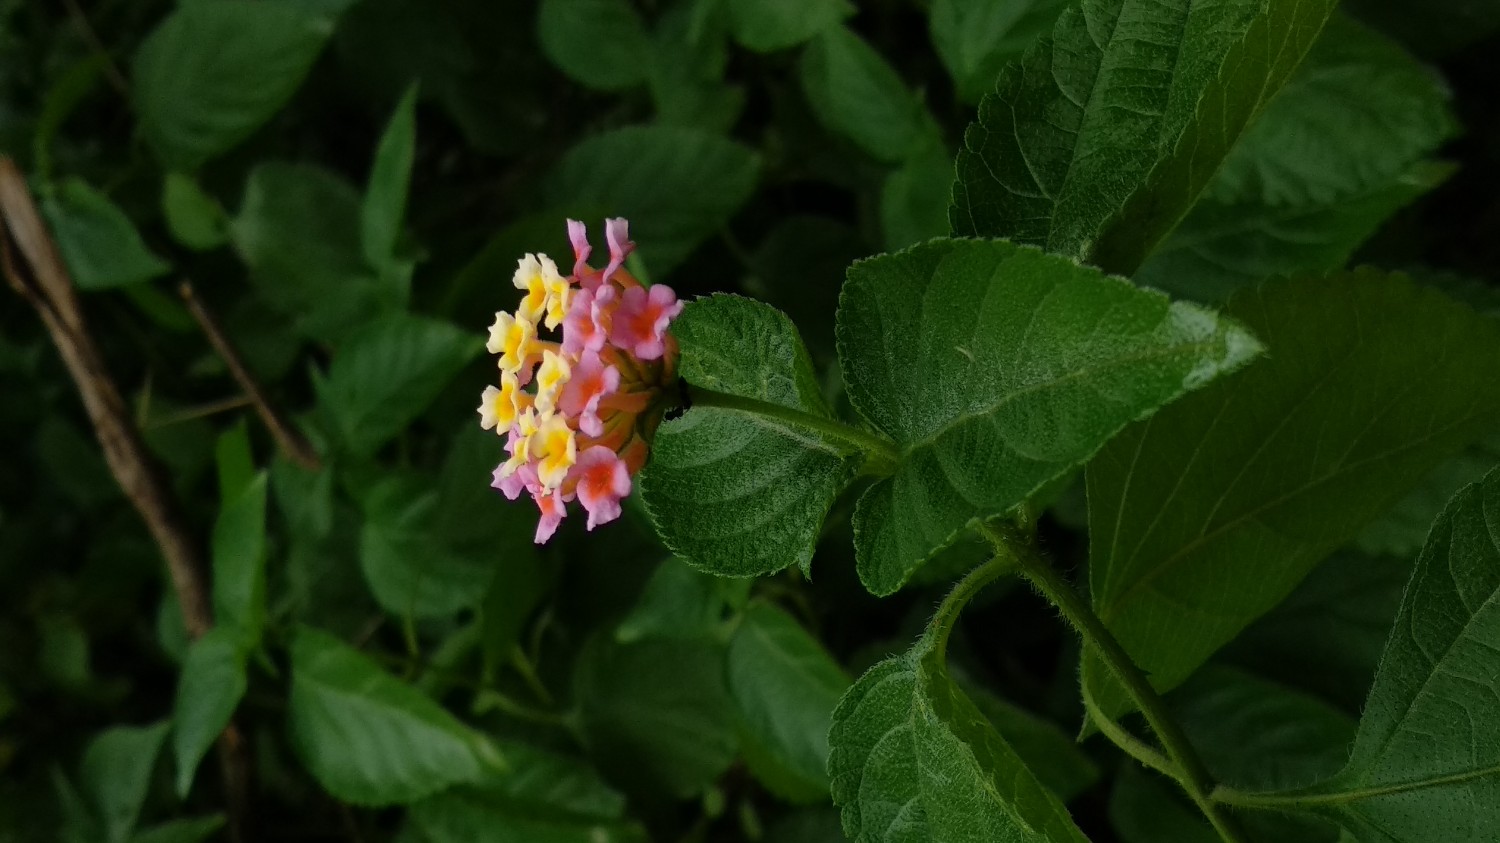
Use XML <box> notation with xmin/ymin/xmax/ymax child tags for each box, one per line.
<box><xmin>686</xmin><ymin>385</ymin><xmax>900</xmax><ymax>472</ymax></box>
<box><xmin>978</xmin><ymin>524</ymin><xmax>1246</xmax><ymax>843</ymax></box>
<box><xmin>929</xmin><ymin>548</ymin><xmax>1018</xmax><ymax>656</ymax></box>
<box><xmin>1082</xmin><ymin>690</ymin><xmax>1179</xmax><ymax>781</ymax></box>
<box><xmin>1213</xmin><ymin>761</ymin><xmax>1500</xmax><ymax>810</ymax></box>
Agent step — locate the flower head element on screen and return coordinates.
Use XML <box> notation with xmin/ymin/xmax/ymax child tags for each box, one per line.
<box><xmin>476</xmin><ymin>218</ymin><xmax>684</xmax><ymax>543</ymax></box>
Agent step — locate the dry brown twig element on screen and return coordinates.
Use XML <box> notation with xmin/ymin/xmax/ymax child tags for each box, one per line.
<box><xmin>0</xmin><ymin>156</ymin><xmax>250</xmax><ymax>841</ymax></box>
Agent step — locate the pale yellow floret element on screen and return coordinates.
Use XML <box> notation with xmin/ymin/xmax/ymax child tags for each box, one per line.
<box><xmin>533</xmin><ymin>350</ymin><xmax>572</xmax><ymax>415</ymax></box>
<box><xmin>477</xmin><ymin>385</ymin><xmax>503</xmax><ymax>431</ymax></box>
<box><xmin>494</xmin><ymin>371</ymin><xmax>530</xmax><ymax>431</ymax></box>
<box><xmin>541</xmin><ymin>259</ymin><xmax>572</xmax><ymax>330</ymax></box>
<box><xmin>499</xmin><ymin>407</ymin><xmax>542</xmax><ymax>478</ymax></box>
<box><xmin>534</xmin><ymin>413</ymin><xmax>577</xmax><ymax>490</ymax></box>
<box><xmin>490</xmin><ymin>310</ymin><xmax>538</xmax><ymax>375</ymax></box>
<box><xmin>513</xmin><ymin>254</ymin><xmax>552</xmax><ymax>324</ymax></box>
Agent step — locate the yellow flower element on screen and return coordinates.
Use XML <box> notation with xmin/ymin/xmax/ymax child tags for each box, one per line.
<box><xmin>533</xmin><ymin>349</ymin><xmax>572</xmax><ymax>415</ymax></box>
<box><xmin>533</xmin><ymin>413</ymin><xmax>577</xmax><ymax>490</ymax></box>
<box><xmin>498</xmin><ymin>407</ymin><xmax>541</xmax><ymax>478</ymax></box>
<box><xmin>487</xmin><ymin>310</ymin><xmax>538</xmax><ymax>375</ymax></box>
<box><xmin>514</xmin><ymin>253</ymin><xmax>571</xmax><ymax>329</ymax></box>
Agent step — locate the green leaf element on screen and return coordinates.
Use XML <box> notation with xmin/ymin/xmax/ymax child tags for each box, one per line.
<box><xmin>128</xmin><ymin>816</ymin><xmax>225</xmax><ymax>843</ymax></box>
<box><xmin>288</xmin><ymin>626</ymin><xmax>504</xmax><ymax>806</ymax></box>
<box><xmin>314</xmin><ymin>314</ymin><xmax>482</xmax><ymax>458</ymax></box>
<box><xmin>548</xmin><ymin>126</ymin><xmax>761</xmax><ymax>276</ymax></box>
<box><xmin>828</xmin><ymin>578</ymin><xmax>1089</xmax><ymax>842</ymax></box>
<box><xmin>171</xmin><ymin>628</ymin><xmax>248</xmax><ymax>797</ymax></box>
<box><xmin>231</xmin><ymin>162</ymin><xmax>400</xmax><ymax>337</ymax></box>
<box><xmin>837</xmin><ymin>238</ymin><xmax>1262</xmax><ymax>595</ymax></box>
<box><xmin>799</xmin><ymin>26</ymin><xmax>942</xmax><ymax>163</ymax></box>
<box><xmin>480</xmin><ymin>739</ymin><xmax>628</xmax><ymax>820</ymax></box>
<box><xmin>880</xmin><ymin>149</ymin><xmax>954</xmax><ymax>251</ymax></box>
<box><xmin>538</xmin><ymin>0</ymin><xmax>652</xmax><ymax>91</ymax></box>
<box><xmin>1283</xmin><ymin>467</ymin><xmax>1500</xmax><ymax>840</ymax></box>
<box><xmin>929</xmin><ymin>0</ymin><xmax>1068</xmax><ymax>104</ymax></box>
<box><xmin>42</xmin><ymin>178</ymin><xmax>169</xmax><ymax>291</ymax></box>
<box><xmin>648</xmin><ymin>0</ymin><xmax>744</xmax><ymax>132</ymax></box>
<box><xmin>132</xmin><ymin>0</ymin><xmax>332</xmax><ymax>169</ymax></box>
<box><xmin>574</xmin><ymin>635</ymin><xmax>737</xmax><ymax>799</ymax></box>
<box><xmin>951</xmin><ymin>0</ymin><xmax>1339</xmax><ymax>273</ymax></box>
<box><xmin>211</xmin><ymin>425</ymin><xmax>267</xmax><ymax>644</ymax></box>
<box><xmin>641</xmin><ymin>295</ymin><xmax>863</xmax><ymax>578</ymax></box>
<box><xmin>1356</xmin><ymin>436</ymin><xmax>1500</xmax><ymax>558</ymax></box>
<box><xmin>358</xmin><ymin>474</ymin><xmax>497</xmax><ymax>620</ymax></box>
<box><xmin>403</xmin><ymin>790</ymin><xmax>646</xmax><ymax>843</ymax></box>
<box><xmin>362</xmin><ymin>84</ymin><xmax>419</xmax><ymax>271</ymax></box>
<box><xmin>161</xmin><ymin>172</ymin><xmax>227</xmax><ymax>252</ymax></box>
<box><xmin>961</xmin><ymin>682</ymin><xmax>1100</xmax><ymax>803</ymax></box>
<box><xmin>728</xmin><ymin>603</ymin><xmax>849</xmax><ymax>802</ymax></box>
<box><xmin>615</xmin><ymin>558</ymin><xmax>746</xmax><ymax>644</ymax></box>
<box><xmin>1085</xmin><ymin>270</ymin><xmax>1500</xmax><ymax>719</ymax></box>
<box><xmin>79</xmin><ymin>722</ymin><xmax>170</xmax><ymax>843</ymax></box>
<box><xmin>725</xmin><ymin>0</ymin><xmax>853</xmax><ymax>52</ymax></box>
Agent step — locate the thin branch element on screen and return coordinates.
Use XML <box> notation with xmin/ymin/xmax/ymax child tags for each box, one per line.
<box><xmin>179</xmin><ymin>280</ymin><xmax>322</xmax><ymax>471</ymax></box>
<box><xmin>0</xmin><ymin>157</ymin><xmax>249</xmax><ymax>842</ymax></box>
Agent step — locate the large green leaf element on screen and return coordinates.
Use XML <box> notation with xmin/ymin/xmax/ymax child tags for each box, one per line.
<box><xmin>828</xmin><ymin>573</ymin><xmax>1089</xmax><ymax>842</ymax></box>
<box><xmin>42</xmin><ymin>179</ymin><xmax>169</xmax><ymax>290</ymax></box>
<box><xmin>171</xmin><ymin>628</ymin><xmax>248</xmax><ymax>797</ymax></box>
<box><xmin>837</xmin><ymin>238</ymin><xmax>1261</xmax><ymax>595</ymax></box>
<box><xmin>929</xmin><ymin>0</ymin><xmax>1068</xmax><ymax>104</ymax></box>
<box><xmin>78</xmin><ymin>723</ymin><xmax>170</xmax><ymax>843</ymax></box>
<box><xmin>951</xmin><ymin>0</ymin><xmax>1339</xmax><ymax>273</ymax></box>
<box><xmin>642</xmin><ymin>295</ymin><xmax>863</xmax><ymax>578</ymax></box>
<box><xmin>1085</xmin><ymin>271</ymin><xmax>1500</xmax><ymax>719</ymax></box>
<box><xmin>725</xmin><ymin>0</ymin><xmax>853</xmax><ymax>53</ymax></box>
<box><xmin>314</xmin><ymin>314</ymin><xmax>482</xmax><ymax>458</ymax></box>
<box><xmin>1285</xmin><ymin>468</ymin><xmax>1500</xmax><ymax>840</ymax></box>
<box><xmin>728</xmin><ymin>603</ymin><xmax>849</xmax><ymax>802</ymax></box>
<box><xmin>132</xmin><ymin>0</ymin><xmax>333</xmax><ymax>170</ymax></box>
<box><xmin>799</xmin><ymin>26</ymin><xmax>941</xmax><ymax>164</ymax></box>
<box><xmin>537</xmin><ymin>0</ymin><xmax>652</xmax><ymax>91</ymax></box>
<box><xmin>288</xmin><ymin>627</ymin><xmax>504</xmax><ymax>806</ymax></box>
<box><xmin>547</xmin><ymin>126</ymin><xmax>760</xmax><ymax>276</ymax></box>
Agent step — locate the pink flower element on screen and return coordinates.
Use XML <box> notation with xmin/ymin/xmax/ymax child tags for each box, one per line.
<box><xmin>603</xmin><ymin>217</ymin><xmax>634</xmax><ymax>283</ymax></box>
<box><xmin>571</xmin><ymin>446</ymin><xmax>631</xmax><ymax>530</ymax></box>
<box><xmin>567</xmin><ymin>218</ymin><xmax>592</xmax><ymax>280</ymax></box>
<box><xmin>558</xmin><ymin>351</ymin><xmax>621</xmax><ymax>437</ymax></box>
<box><xmin>610</xmin><ymin>284</ymin><xmax>683</xmax><ymax>361</ymax></box>
<box><xmin>532</xmin><ymin>486</ymin><xmax>570</xmax><ymax>543</ymax></box>
<box><xmin>492</xmin><ymin>462</ymin><xmax>537</xmax><ymax>501</ymax></box>
<box><xmin>562</xmin><ymin>283</ymin><xmax>616</xmax><ymax>357</ymax></box>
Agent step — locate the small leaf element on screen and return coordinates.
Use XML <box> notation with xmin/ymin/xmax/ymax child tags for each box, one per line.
<box><xmin>79</xmin><ymin>722</ymin><xmax>170</xmax><ymax>843</ymax></box>
<box><xmin>538</xmin><ymin>0</ymin><xmax>653</xmax><ymax>91</ymax></box>
<box><xmin>314</xmin><ymin>314</ymin><xmax>482</xmax><ymax>458</ymax></box>
<box><xmin>171</xmin><ymin>628</ymin><xmax>249</xmax><ymax>797</ymax></box>
<box><xmin>728</xmin><ymin>603</ymin><xmax>849</xmax><ymax>802</ymax></box>
<box><xmin>1085</xmin><ymin>270</ymin><xmax>1500</xmax><ymax>719</ymax></box>
<box><xmin>358</xmin><ymin>474</ymin><xmax>496</xmax><ymax>620</ymax></box>
<box><xmin>288</xmin><ymin>627</ymin><xmax>504</xmax><ymax>806</ymax></box>
<box><xmin>132</xmin><ymin>0</ymin><xmax>333</xmax><ymax>169</ymax></box>
<box><xmin>161</xmin><ymin>172</ymin><xmax>227</xmax><ymax>251</ymax></box>
<box><xmin>615</xmin><ymin>558</ymin><xmax>745</xmax><ymax>644</ymax></box>
<box><xmin>838</xmin><ymin>238</ymin><xmax>1261</xmax><ymax>595</ymax></box>
<box><xmin>211</xmin><ymin>426</ymin><xmax>267</xmax><ymax>644</ymax></box>
<box><xmin>641</xmin><ymin>295</ymin><xmax>863</xmax><ymax>578</ymax></box>
<box><xmin>799</xmin><ymin>26</ymin><xmax>942</xmax><ymax>163</ymax></box>
<box><xmin>928</xmin><ymin>0</ymin><xmax>1068</xmax><ymax>104</ymax></box>
<box><xmin>547</xmin><ymin>125</ymin><xmax>759</xmax><ymax>277</ymax></box>
<box><xmin>362</xmin><ymin>84</ymin><xmax>419</xmax><ymax>271</ymax></box>
<box><xmin>42</xmin><ymin>178</ymin><xmax>169</xmax><ymax>290</ymax></box>
<box><xmin>481</xmin><ymin>739</ymin><xmax>629</xmax><ymax>820</ymax></box>
<box><xmin>952</xmin><ymin>0</ymin><xmax>1339</xmax><ymax>273</ymax></box>
<box><xmin>725</xmin><ymin>0</ymin><xmax>853</xmax><ymax>53</ymax></box>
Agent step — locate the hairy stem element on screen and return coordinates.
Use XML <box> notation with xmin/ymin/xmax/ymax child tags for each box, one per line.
<box><xmin>686</xmin><ymin>385</ymin><xmax>900</xmax><ymax>472</ymax></box>
<box><xmin>978</xmin><ymin>524</ymin><xmax>1245</xmax><ymax>843</ymax></box>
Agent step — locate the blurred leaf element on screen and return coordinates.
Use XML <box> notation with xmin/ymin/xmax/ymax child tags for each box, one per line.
<box><xmin>1085</xmin><ymin>271</ymin><xmax>1500</xmax><ymax>721</ymax></box>
<box><xmin>213</xmin><ymin>421</ymin><xmax>254</xmax><ymax>503</ymax></box>
<box><xmin>128</xmin><ymin>816</ymin><xmax>225</xmax><ymax>843</ymax></box>
<box><xmin>575</xmin><ymin>635</ymin><xmax>737</xmax><ymax>799</ymax></box>
<box><xmin>211</xmin><ymin>469</ymin><xmax>268</xmax><ymax>646</ymax></box>
<box><xmin>952</xmin><ymin>0</ymin><xmax>1338</xmax><ymax>274</ymax></box>
<box><xmin>838</xmin><ymin>238</ymin><xmax>1261</xmax><ymax>596</ymax></box>
<box><xmin>171</xmin><ymin>628</ymin><xmax>248</xmax><ymax>797</ymax></box>
<box><xmin>538</xmin><ymin>0</ymin><xmax>652</xmax><ymax>91</ymax></box>
<box><xmin>480</xmin><ymin>740</ymin><xmax>628</xmax><ymax>820</ymax></box>
<box><xmin>42</xmin><ymin>178</ymin><xmax>169</xmax><ymax>291</ymax></box>
<box><xmin>1356</xmin><ymin>434</ymin><xmax>1500</xmax><ymax>559</ymax></box>
<box><xmin>161</xmin><ymin>173</ymin><xmax>227</xmax><ymax>252</ymax></box>
<box><xmin>1108</xmin><ymin>764</ymin><xmax>1221</xmax><ymax>843</ymax></box>
<box><xmin>725</xmin><ymin>0</ymin><xmax>853</xmax><ymax>52</ymax></box>
<box><xmin>800</xmin><ymin>26</ymin><xmax>942</xmax><ymax>163</ymax></box>
<box><xmin>37</xmin><ymin>613</ymin><xmax>91</xmax><ymax>691</ymax></box>
<box><xmin>548</xmin><ymin>126</ymin><xmax>760</xmax><ymax>276</ymax></box>
<box><xmin>1346</xmin><ymin>0</ymin><xmax>1500</xmax><ymax>55</ymax></box>
<box><xmin>929</xmin><ymin>0</ymin><xmax>1067</xmax><ymax>104</ymax></box>
<box><xmin>314</xmin><ymin>313</ymin><xmax>482</xmax><ymax>458</ymax></box>
<box><xmin>728</xmin><ymin>603</ymin><xmax>849</xmax><ymax>802</ymax></box>
<box><xmin>79</xmin><ymin>722</ymin><xmax>170</xmax><ymax>843</ymax></box>
<box><xmin>270</xmin><ymin>455</ymin><xmax>334</xmax><ymax>543</ymax></box>
<box><xmin>133</xmin><ymin>0</ymin><xmax>333</xmax><ymax>169</ymax></box>
<box><xmin>615</xmin><ymin>558</ymin><xmax>745</xmax><ymax>644</ymax></box>
<box><xmin>403</xmin><ymin>790</ymin><xmax>646</xmax><ymax>843</ymax></box>
<box><xmin>1298</xmin><ymin>467</ymin><xmax>1500</xmax><ymax>840</ymax></box>
<box><xmin>649</xmin><ymin>0</ymin><xmax>744</xmax><ymax>132</ymax></box>
<box><xmin>359</xmin><ymin>473</ymin><xmax>497</xmax><ymax>620</ymax></box>
<box><xmin>642</xmin><ymin>295</ymin><xmax>862</xmax><ymax>578</ymax></box>
<box><xmin>33</xmin><ymin>57</ymin><xmax>104</xmax><ymax>181</ymax></box>
<box><xmin>743</xmin><ymin>215</ymin><xmax>865</xmax><ymax>358</ymax></box>
<box><xmin>880</xmin><ymin>148</ymin><xmax>953</xmax><ymax>250</ymax></box>
<box><xmin>288</xmin><ymin>627</ymin><xmax>505</xmax><ymax>806</ymax></box>
<box><xmin>961</xmin><ymin>682</ymin><xmax>1100</xmax><ymax>803</ymax></box>
<box><xmin>362</xmin><ymin>83</ymin><xmax>419</xmax><ymax>271</ymax></box>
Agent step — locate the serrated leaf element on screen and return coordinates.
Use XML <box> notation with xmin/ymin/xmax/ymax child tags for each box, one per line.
<box><xmin>725</xmin><ymin>0</ymin><xmax>853</xmax><ymax>53</ymax></box>
<box><xmin>314</xmin><ymin>314</ymin><xmax>482</xmax><ymax>458</ymax></box>
<box><xmin>42</xmin><ymin>178</ymin><xmax>169</xmax><ymax>291</ymax></box>
<box><xmin>161</xmin><ymin>172</ymin><xmax>227</xmax><ymax>251</ymax></box>
<box><xmin>171</xmin><ymin>628</ymin><xmax>248</xmax><ymax>797</ymax></box>
<box><xmin>951</xmin><ymin>0</ymin><xmax>1339</xmax><ymax>273</ymax></box>
<box><xmin>362</xmin><ymin>84</ymin><xmax>418</xmax><ymax>271</ymax></box>
<box><xmin>1085</xmin><ymin>270</ymin><xmax>1500</xmax><ymax>720</ymax></box>
<box><xmin>1292</xmin><ymin>467</ymin><xmax>1500</xmax><ymax>841</ymax></box>
<box><xmin>538</xmin><ymin>0</ymin><xmax>653</xmax><ymax>91</ymax></box>
<box><xmin>642</xmin><ymin>295</ymin><xmax>863</xmax><ymax>577</ymax></box>
<box><xmin>132</xmin><ymin>0</ymin><xmax>332</xmax><ymax>169</ymax></box>
<box><xmin>837</xmin><ymin>238</ymin><xmax>1261</xmax><ymax>595</ymax></box>
<box><xmin>799</xmin><ymin>26</ymin><xmax>941</xmax><ymax>164</ymax></box>
<box><xmin>78</xmin><ymin>722</ymin><xmax>170</xmax><ymax>843</ymax></box>
<box><xmin>728</xmin><ymin>603</ymin><xmax>849</xmax><ymax>802</ymax></box>
<box><xmin>548</xmin><ymin>126</ymin><xmax>760</xmax><ymax>277</ymax></box>
<box><xmin>929</xmin><ymin>0</ymin><xmax>1068</xmax><ymax>104</ymax></box>
<box><xmin>288</xmin><ymin>627</ymin><xmax>504</xmax><ymax>806</ymax></box>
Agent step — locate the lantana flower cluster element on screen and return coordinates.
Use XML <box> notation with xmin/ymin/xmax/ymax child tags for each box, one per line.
<box><xmin>478</xmin><ymin>218</ymin><xmax>683</xmax><ymax>543</ymax></box>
